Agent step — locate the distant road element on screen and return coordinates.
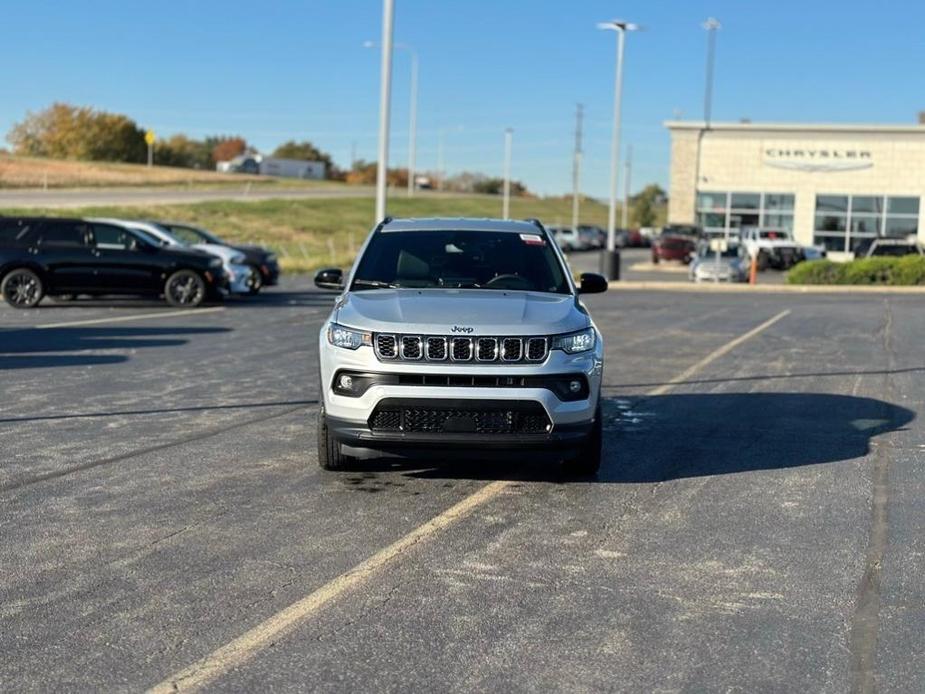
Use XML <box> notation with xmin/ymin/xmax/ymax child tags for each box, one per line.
<box><xmin>0</xmin><ymin>184</ymin><xmax>377</xmax><ymax>209</ymax></box>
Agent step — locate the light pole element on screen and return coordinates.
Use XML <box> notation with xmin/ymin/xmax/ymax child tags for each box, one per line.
<box><xmin>598</xmin><ymin>19</ymin><xmax>639</xmax><ymax>279</ymax></box>
<box><xmin>621</xmin><ymin>144</ymin><xmax>633</xmax><ymax>229</ymax></box>
<box><xmin>502</xmin><ymin>128</ymin><xmax>513</xmax><ymax>220</ymax></box>
<box><xmin>373</xmin><ymin>0</ymin><xmax>394</xmax><ymax>223</ymax></box>
<box><xmin>365</xmin><ymin>39</ymin><xmax>417</xmax><ymax>197</ymax></box>
<box><xmin>571</xmin><ymin>104</ymin><xmax>583</xmax><ymax>234</ymax></box>
<box><xmin>702</xmin><ymin>17</ymin><xmax>721</xmax><ymax>128</ymax></box>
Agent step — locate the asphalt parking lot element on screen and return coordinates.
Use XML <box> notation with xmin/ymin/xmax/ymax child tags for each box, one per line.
<box><xmin>2</xmin><ymin>279</ymin><xmax>923</xmax><ymax>692</ymax></box>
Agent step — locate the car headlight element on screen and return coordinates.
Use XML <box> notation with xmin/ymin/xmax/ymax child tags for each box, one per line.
<box><xmin>327</xmin><ymin>323</ymin><xmax>372</xmax><ymax>350</ymax></box>
<box><xmin>208</xmin><ymin>258</ymin><xmax>223</xmax><ymax>268</ymax></box>
<box><xmin>551</xmin><ymin>327</ymin><xmax>596</xmax><ymax>354</ymax></box>
<box><xmin>230</xmin><ymin>251</ymin><xmax>246</xmax><ymax>264</ymax></box>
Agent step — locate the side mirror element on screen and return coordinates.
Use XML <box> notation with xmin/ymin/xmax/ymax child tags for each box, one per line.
<box><xmin>315</xmin><ymin>267</ymin><xmax>344</xmax><ymax>290</ymax></box>
<box><xmin>578</xmin><ymin>272</ymin><xmax>608</xmax><ymax>294</ymax></box>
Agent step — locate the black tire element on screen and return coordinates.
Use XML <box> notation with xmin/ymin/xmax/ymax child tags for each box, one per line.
<box><xmin>1</xmin><ymin>268</ymin><xmax>44</xmax><ymax>309</ymax></box>
<box><xmin>164</xmin><ymin>269</ymin><xmax>206</xmax><ymax>308</ymax></box>
<box><xmin>756</xmin><ymin>250</ymin><xmax>770</xmax><ymax>272</ymax></box>
<box><xmin>564</xmin><ymin>404</ymin><xmax>603</xmax><ymax>477</ymax></box>
<box><xmin>651</xmin><ymin>253</ymin><xmax>660</xmax><ymax>264</ymax></box>
<box><xmin>317</xmin><ymin>406</ymin><xmax>352</xmax><ymax>471</ymax></box>
<box><xmin>246</xmin><ymin>266</ymin><xmax>262</xmax><ymax>295</ymax></box>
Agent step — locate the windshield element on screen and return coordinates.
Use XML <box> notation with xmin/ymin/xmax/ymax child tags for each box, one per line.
<box><xmin>759</xmin><ymin>230</ymin><xmax>792</xmax><ymax>240</ymax></box>
<box><xmin>699</xmin><ymin>245</ymin><xmax>741</xmax><ymax>258</ymax></box>
<box><xmin>351</xmin><ymin>229</ymin><xmax>571</xmax><ymax>294</ymax></box>
<box><xmin>128</xmin><ymin>227</ymin><xmax>163</xmax><ymax>247</ymax></box>
<box><xmin>167</xmin><ymin>223</ymin><xmax>221</xmax><ymax>245</ymax></box>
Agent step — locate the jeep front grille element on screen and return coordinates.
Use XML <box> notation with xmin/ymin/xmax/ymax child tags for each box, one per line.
<box><xmin>375</xmin><ymin>332</ymin><xmax>549</xmax><ymax>363</ymax></box>
<box><xmin>369</xmin><ymin>400</ymin><xmax>551</xmax><ymax>435</ymax></box>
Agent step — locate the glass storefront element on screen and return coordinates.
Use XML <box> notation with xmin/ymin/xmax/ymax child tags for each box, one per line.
<box><xmin>813</xmin><ymin>195</ymin><xmax>920</xmax><ymax>252</ymax></box>
<box><xmin>696</xmin><ymin>192</ymin><xmax>795</xmax><ymax>235</ymax></box>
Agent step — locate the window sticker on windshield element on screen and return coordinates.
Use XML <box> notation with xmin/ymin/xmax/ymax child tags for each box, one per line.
<box><xmin>520</xmin><ymin>233</ymin><xmax>546</xmax><ymax>246</ymax></box>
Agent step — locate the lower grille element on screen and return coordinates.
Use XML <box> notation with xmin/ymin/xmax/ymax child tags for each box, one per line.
<box><xmin>369</xmin><ymin>401</ymin><xmax>551</xmax><ymax>435</ymax></box>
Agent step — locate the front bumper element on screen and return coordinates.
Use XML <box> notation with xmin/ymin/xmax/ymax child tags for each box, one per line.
<box><xmin>227</xmin><ymin>263</ymin><xmax>255</xmax><ymax>294</ymax></box>
<box><xmin>259</xmin><ymin>260</ymin><xmax>280</xmax><ymax>285</ymax></box>
<box><xmin>319</xmin><ymin>330</ymin><xmax>604</xmax><ymax>453</ymax></box>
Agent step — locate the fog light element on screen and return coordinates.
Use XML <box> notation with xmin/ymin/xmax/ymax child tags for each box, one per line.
<box><xmin>339</xmin><ymin>374</ymin><xmax>354</xmax><ymax>391</ymax></box>
<box><xmin>569</xmin><ymin>380</ymin><xmax>582</xmax><ymax>393</ymax></box>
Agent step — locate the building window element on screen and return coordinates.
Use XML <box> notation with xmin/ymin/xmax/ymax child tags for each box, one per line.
<box><xmin>696</xmin><ymin>192</ymin><xmax>794</xmax><ymax>235</ymax></box>
<box><xmin>813</xmin><ymin>195</ymin><xmax>920</xmax><ymax>252</ymax></box>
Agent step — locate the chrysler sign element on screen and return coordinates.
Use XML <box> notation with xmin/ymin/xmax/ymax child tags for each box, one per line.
<box><xmin>763</xmin><ymin>146</ymin><xmax>873</xmax><ymax>172</ymax></box>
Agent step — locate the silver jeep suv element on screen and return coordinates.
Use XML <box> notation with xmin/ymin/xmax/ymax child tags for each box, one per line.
<box><xmin>313</xmin><ymin>217</ymin><xmax>608</xmax><ymax>474</ymax></box>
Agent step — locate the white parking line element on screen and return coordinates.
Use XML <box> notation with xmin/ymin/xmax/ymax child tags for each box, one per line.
<box><xmin>148</xmin><ymin>308</ymin><xmax>792</xmax><ymax>693</ymax></box>
<box><xmin>34</xmin><ymin>307</ymin><xmax>225</xmax><ymax>330</ymax></box>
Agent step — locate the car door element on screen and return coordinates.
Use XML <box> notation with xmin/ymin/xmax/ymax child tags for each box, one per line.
<box><xmin>89</xmin><ymin>223</ymin><xmax>161</xmax><ymax>293</ymax></box>
<box><xmin>33</xmin><ymin>220</ymin><xmax>97</xmax><ymax>291</ymax></box>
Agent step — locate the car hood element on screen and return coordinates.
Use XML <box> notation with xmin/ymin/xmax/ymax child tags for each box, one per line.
<box><xmin>757</xmin><ymin>239</ymin><xmax>799</xmax><ymax>249</ymax></box>
<box><xmin>191</xmin><ymin>242</ymin><xmax>244</xmax><ymax>264</ymax></box>
<box><xmin>334</xmin><ymin>289</ymin><xmax>587</xmax><ymax>336</ymax></box>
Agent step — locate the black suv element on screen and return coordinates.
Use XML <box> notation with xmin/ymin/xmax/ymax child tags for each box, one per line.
<box><xmin>0</xmin><ymin>217</ymin><xmax>227</xmax><ymax>309</ymax></box>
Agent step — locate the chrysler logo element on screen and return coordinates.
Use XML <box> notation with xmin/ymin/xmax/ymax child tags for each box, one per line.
<box><xmin>762</xmin><ymin>147</ymin><xmax>874</xmax><ymax>173</ymax></box>
<box><xmin>450</xmin><ymin>326</ymin><xmax>474</xmax><ymax>333</ymax></box>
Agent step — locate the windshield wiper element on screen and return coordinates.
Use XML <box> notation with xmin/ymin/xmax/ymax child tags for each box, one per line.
<box><xmin>352</xmin><ymin>279</ymin><xmax>400</xmax><ymax>289</ymax></box>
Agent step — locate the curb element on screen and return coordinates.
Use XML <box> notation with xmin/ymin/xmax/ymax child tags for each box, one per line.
<box><xmin>607</xmin><ymin>280</ymin><xmax>925</xmax><ymax>294</ymax></box>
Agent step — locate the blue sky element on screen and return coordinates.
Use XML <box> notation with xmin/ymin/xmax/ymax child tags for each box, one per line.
<box><xmin>1</xmin><ymin>0</ymin><xmax>923</xmax><ymax>197</ymax></box>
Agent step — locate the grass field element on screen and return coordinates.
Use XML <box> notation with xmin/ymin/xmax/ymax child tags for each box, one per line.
<box><xmin>0</xmin><ymin>154</ymin><xmax>339</xmax><ymax>189</ymax></box>
<box><xmin>0</xmin><ymin>194</ymin><xmax>639</xmax><ymax>273</ymax></box>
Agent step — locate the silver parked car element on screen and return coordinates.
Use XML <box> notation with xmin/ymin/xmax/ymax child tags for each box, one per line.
<box><xmin>689</xmin><ymin>241</ymin><xmax>749</xmax><ymax>283</ymax></box>
<box><xmin>313</xmin><ymin>217</ymin><xmax>608</xmax><ymax>475</ymax></box>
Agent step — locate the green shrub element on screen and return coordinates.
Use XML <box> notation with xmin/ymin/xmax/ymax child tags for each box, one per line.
<box><xmin>787</xmin><ymin>256</ymin><xmax>925</xmax><ymax>285</ymax></box>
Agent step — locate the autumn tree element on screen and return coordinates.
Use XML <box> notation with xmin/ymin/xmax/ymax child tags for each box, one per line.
<box><xmin>630</xmin><ymin>183</ymin><xmax>667</xmax><ymax>227</ymax></box>
<box><xmin>156</xmin><ymin>134</ymin><xmax>214</xmax><ymax>169</ymax></box>
<box><xmin>211</xmin><ymin>137</ymin><xmax>247</xmax><ymax>164</ymax></box>
<box><xmin>8</xmin><ymin>102</ymin><xmax>146</xmax><ymax>163</ymax></box>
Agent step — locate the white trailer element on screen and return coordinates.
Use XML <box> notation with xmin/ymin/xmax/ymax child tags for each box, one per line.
<box><xmin>258</xmin><ymin>158</ymin><xmax>326</xmax><ymax>180</ymax></box>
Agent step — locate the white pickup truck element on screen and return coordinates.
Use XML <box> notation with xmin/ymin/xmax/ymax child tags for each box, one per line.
<box><xmin>740</xmin><ymin>227</ymin><xmax>824</xmax><ymax>270</ymax></box>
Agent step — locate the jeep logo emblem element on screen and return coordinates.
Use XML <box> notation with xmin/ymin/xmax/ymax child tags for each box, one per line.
<box><xmin>450</xmin><ymin>326</ymin><xmax>474</xmax><ymax>333</ymax></box>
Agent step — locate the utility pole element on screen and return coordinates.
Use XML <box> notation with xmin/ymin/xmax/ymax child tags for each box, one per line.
<box><xmin>571</xmin><ymin>104</ymin><xmax>583</xmax><ymax>233</ymax></box>
<box><xmin>502</xmin><ymin>128</ymin><xmax>513</xmax><ymax>220</ymax></box>
<box><xmin>621</xmin><ymin>144</ymin><xmax>633</xmax><ymax>229</ymax></box>
<box><xmin>374</xmin><ymin>0</ymin><xmax>394</xmax><ymax>223</ymax></box>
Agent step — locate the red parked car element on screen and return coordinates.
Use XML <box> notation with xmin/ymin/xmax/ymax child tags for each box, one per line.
<box><xmin>652</xmin><ymin>234</ymin><xmax>696</xmax><ymax>264</ymax></box>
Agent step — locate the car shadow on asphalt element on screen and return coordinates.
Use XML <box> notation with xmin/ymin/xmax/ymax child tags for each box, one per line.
<box><xmin>0</xmin><ymin>325</ymin><xmax>230</xmax><ymax>370</ymax></box>
<box><xmin>349</xmin><ymin>392</ymin><xmax>914</xmax><ymax>484</ymax></box>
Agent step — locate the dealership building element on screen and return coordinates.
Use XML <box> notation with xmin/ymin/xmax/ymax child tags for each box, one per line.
<box><xmin>666</xmin><ymin>121</ymin><xmax>925</xmax><ymax>252</ymax></box>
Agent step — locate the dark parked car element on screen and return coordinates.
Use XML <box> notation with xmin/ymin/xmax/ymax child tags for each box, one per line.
<box><xmin>160</xmin><ymin>222</ymin><xmax>280</xmax><ymax>291</ymax></box>
<box><xmin>652</xmin><ymin>234</ymin><xmax>697</xmax><ymax>264</ymax></box>
<box><xmin>0</xmin><ymin>217</ymin><xmax>226</xmax><ymax>308</ymax></box>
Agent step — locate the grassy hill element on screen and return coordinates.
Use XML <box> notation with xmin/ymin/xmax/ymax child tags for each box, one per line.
<box><xmin>0</xmin><ymin>154</ymin><xmax>337</xmax><ymax>189</ymax></box>
<box><xmin>0</xmin><ymin>194</ymin><xmax>624</xmax><ymax>273</ymax></box>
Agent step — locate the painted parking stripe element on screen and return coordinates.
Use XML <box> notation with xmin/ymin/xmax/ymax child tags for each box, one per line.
<box><xmin>34</xmin><ymin>306</ymin><xmax>225</xmax><ymax>329</ymax></box>
<box><xmin>646</xmin><ymin>310</ymin><xmax>790</xmax><ymax>396</ymax></box>
<box><xmin>148</xmin><ymin>308</ymin><xmax>791</xmax><ymax>693</ymax></box>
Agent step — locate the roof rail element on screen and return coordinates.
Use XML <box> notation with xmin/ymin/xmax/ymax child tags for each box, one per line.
<box><xmin>372</xmin><ymin>216</ymin><xmax>393</xmax><ymax>233</ymax></box>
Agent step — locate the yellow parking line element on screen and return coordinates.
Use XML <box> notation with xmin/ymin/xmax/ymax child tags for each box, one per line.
<box><xmin>35</xmin><ymin>306</ymin><xmax>225</xmax><ymax>329</ymax></box>
<box><xmin>646</xmin><ymin>309</ymin><xmax>790</xmax><ymax>396</ymax></box>
<box><xmin>148</xmin><ymin>308</ymin><xmax>792</xmax><ymax>693</ymax></box>
<box><xmin>147</xmin><ymin>480</ymin><xmax>511</xmax><ymax>694</ymax></box>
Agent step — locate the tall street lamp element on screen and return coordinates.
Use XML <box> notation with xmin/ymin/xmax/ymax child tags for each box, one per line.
<box><xmin>702</xmin><ymin>17</ymin><xmax>721</xmax><ymax>128</ymax></box>
<box><xmin>502</xmin><ymin>128</ymin><xmax>513</xmax><ymax>220</ymax></box>
<box><xmin>598</xmin><ymin>19</ymin><xmax>639</xmax><ymax>279</ymax></box>
<box><xmin>373</xmin><ymin>0</ymin><xmax>394</xmax><ymax>223</ymax></box>
<box><xmin>365</xmin><ymin>39</ymin><xmax>418</xmax><ymax>197</ymax></box>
